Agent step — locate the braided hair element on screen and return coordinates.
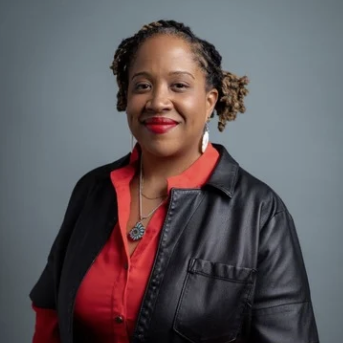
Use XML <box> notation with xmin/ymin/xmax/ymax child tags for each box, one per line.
<box><xmin>110</xmin><ymin>20</ymin><xmax>249</xmax><ymax>132</ymax></box>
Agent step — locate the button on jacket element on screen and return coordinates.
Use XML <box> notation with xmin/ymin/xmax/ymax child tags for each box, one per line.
<box><xmin>30</xmin><ymin>144</ymin><xmax>319</xmax><ymax>343</ymax></box>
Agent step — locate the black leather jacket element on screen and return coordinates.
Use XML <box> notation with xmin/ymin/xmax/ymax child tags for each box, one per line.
<box><xmin>30</xmin><ymin>144</ymin><xmax>319</xmax><ymax>343</ymax></box>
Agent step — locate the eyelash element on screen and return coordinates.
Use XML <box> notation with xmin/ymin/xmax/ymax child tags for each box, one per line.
<box><xmin>135</xmin><ymin>83</ymin><xmax>151</xmax><ymax>91</ymax></box>
<box><xmin>172</xmin><ymin>83</ymin><xmax>188</xmax><ymax>91</ymax></box>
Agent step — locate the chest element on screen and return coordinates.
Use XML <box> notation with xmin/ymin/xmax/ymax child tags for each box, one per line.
<box><xmin>58</xmin><ymin>187</ymin><xmax>261</xmax><ymax>343</ymax></box>
<box><xmin>126</xmin><ymin>180</ymin><xmax>169</xmax><ymax>256</ymax></box>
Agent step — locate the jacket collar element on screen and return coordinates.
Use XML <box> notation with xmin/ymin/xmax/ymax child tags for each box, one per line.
<box><xmin>205</xmin><ymin>144</ymin><xmax>239</xmax><ymax>198</ymax></box>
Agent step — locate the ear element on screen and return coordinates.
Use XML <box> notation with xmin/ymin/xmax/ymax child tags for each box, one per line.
<box><xmin>205</xmin><ymin>88</ymin><xmax>219</xmax><ymax>120</ymax></box>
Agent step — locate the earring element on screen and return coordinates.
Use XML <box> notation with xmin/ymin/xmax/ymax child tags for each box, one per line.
<box><xmin>201</xmin><ymin>123</ymin><xmax>209</xmax><ymax>154</ymax></box>
<box><xmin>131</xmin><ymin>134</ymin><xmax>135</xmax><ymax>152</ymax></box>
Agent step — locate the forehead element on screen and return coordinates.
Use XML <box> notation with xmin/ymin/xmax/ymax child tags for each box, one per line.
<box><xmin>129</xmin><ymin>34</ymin><xmax>201</xmax><ymax>76</ymax></box>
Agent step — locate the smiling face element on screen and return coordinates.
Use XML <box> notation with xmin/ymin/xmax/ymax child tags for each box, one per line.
<box><xmin>126</xmin><ymin>34</ymin><xmax>218</xmax><ymax>158</ymax></box>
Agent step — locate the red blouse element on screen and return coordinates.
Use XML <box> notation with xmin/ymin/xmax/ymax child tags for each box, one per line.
<box><xmin>32</xmin><ymin>144</ymin><xmax>219</xmax><ymax>343</ymax></box>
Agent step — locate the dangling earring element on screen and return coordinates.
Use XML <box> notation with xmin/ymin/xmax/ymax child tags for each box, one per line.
<box><xmin>201</xmin><ymin>123</ymin><xmax>209</xmax><ymax>154</ymax></box>
<box><xmin>131</xmin><ymin>134</ymin><xmax>135</xmax><ymax>152</ymax></box>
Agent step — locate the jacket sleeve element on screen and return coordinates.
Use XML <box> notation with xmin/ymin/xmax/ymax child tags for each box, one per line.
<box><xmin>249</xmin><ymin>209</ymin><xmax>320</xmax><ymax>343</ymax></box>
<box><xmin>29</xmin><ymin>174</ymin><xmax>94</xmax><ymax>326</ymax></box>
<box><xmin>32</xmin><ymin>305</ymin><xmax>60</xmax><ymax>343</ymax></box>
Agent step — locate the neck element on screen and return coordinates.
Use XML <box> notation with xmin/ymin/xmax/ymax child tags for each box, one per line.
<box><xmin>140</xmin><ymin>146</ymin><xmax>204</xmax><ymax>186</ymax></box>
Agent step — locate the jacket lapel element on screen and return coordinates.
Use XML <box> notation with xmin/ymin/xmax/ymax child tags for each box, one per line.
<box><xmin>132</xmin><ymin>188</ymin><xmax>205</xmax><ymax>342</ymax></box>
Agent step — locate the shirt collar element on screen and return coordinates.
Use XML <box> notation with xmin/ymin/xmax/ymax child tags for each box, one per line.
<box><xmin>166</xmin><ymin>143</ymin><xmax>219</xmax><ymax>191</ymax></box>
<box><xmin>111</xmin><ymin>143</ymin><xmax>219</xmax><ymax>192</ymax></box>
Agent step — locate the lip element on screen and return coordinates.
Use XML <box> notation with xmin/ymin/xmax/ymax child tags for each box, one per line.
<box><xmin>144</xmin><ymin>123</ymin><xmax>178</xmax><ymax>134</ymax></box>
<box><xmin>142</xmin><ymin>116</ymin><xmax>179</xmax><ymax>134</ymax></box>
<box><xmin>143</xmin><ymin>117</ymin><xmax>179</xmax><ymax>125</ymax></box>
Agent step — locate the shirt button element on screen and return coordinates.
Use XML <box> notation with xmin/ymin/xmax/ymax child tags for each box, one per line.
<box><xmin>114</xmin><ymin>316</ymin><xmax>124</xmax><ymax>324</ymax></box>
<box><xmin>124</xmin><ymin>263</ymin><xmax>129</xmax><ymax>270</ymax></box>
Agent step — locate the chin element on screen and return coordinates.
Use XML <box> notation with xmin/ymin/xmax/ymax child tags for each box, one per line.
<box><xmin>139</xmin><ymin>139</ymin><xmax>182</xmax><ymax>159</ymax></box>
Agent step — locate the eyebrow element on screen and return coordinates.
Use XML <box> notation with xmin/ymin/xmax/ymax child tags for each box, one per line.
<box><xmin>169</xmin><ymin>71</ymin><xmax>195</xmax><ymax>79</ymax></box>
<box><xmin>131</xmin><ymin>71</ymin><xmax>195</xmax><ymax>80</ymax></box>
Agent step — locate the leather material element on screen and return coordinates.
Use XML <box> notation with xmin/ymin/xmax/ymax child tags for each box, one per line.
<box><xmin>30</xmin><ymin>144</ymin><xmax>319</xmax><ymax>343</ymax></box>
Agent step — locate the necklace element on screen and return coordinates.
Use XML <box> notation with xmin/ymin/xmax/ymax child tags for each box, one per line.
<box><xmin>142</xmin><ymin>190</ymin><xmax>168</xmax><ymax>200</ymax></box>
<box><xmin>128</xmin><ymin>158</ymin><xmax>167</xmax><ymax>241</ymax></box>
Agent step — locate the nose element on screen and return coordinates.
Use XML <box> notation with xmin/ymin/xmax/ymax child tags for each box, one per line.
<box><xmin>145</xmin><ymin>85</ymin><xmax>172</xmax><ymax>113</ymax></box>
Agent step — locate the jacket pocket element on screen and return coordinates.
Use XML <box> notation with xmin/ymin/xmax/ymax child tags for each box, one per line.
<box><xmin>173</xmin><ymin>258</ymin><xmax>256</xmax><ymax>343</ymax></box>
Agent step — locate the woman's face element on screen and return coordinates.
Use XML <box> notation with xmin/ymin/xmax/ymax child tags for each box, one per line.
<box><xmin>126</xmin><ymin>34</ymin><xmax>218</xmax><ymax>158</ymax></box>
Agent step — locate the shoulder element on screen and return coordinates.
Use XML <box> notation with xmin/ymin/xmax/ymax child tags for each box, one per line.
<box><xmin>237</xmin><ymin>166</ymin><xmax>285</xmax><ymax>207</ymax></box>
<box><xmin>71</xmin><ymin>153</ymin><xmax>131</xmax><ymax>196</ymax></box>
<box><xmin>59</xmin><ymin>153</ymin><xmax>131</xmax><ymax>220</ymax></box>
<box><xmin>52</xmin><ymin>153</ymin><xmax>131</xmax><ymax>243</ymax></box>
<box><xmin>236</xmin><ymin>165</ymin><xmax>289</xmax><ymax>226</ymax></box>
<box><xmin>212</xmin><ymin>144</ymin><xmax>287</xmax><ymax>217</ymax></box>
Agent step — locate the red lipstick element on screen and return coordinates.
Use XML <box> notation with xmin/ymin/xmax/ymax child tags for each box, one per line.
<box><xmin>143</xmin><ymin>117</ymin><xmax>179</xmax><ymax>134</ymax></box>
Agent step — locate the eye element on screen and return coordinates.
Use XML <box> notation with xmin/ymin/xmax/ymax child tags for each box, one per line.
<box><xmin>172</xmin><ymin>83</ymin><xmax>188</xmax><ymax>92</ymax></box>
<box><xmin>134</xmin><ymin>83</ymin><xmax>151</xmax><ymax>92</ymax></box>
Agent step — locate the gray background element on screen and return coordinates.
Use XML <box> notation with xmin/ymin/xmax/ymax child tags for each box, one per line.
<box><xmin>1</xmin><ymin>0</ymin><xmax>342</xmax><ymax>342</ymax></box>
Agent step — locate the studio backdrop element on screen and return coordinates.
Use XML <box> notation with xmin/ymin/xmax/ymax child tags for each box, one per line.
<box><xmin>0</xmin><ymin>1</ymin><xmax>342</xmax><ymax>342</ymax></box>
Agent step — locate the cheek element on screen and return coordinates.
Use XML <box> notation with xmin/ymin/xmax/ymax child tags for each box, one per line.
<box><xmin>126</xmin><ymin>97</ymin><xmax>147</xmax><ymax>128</ymax></box>
<box><xmin>176</xmin><ymin>94</ymin><xmax>207</xmax><ymax>124</ymax></box>
<box><xmin>126</xmin><ymin>95</ymin><xmax>139</xmax><ymax>115</ymax></box>
<box><xmin>125</xmin><ymin>96</ymin><xmax>146</xmax><ymax>135</ymax></box>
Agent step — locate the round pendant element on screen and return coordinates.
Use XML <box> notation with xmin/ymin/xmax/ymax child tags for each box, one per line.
<box><xmin>128</xmin><ymin>222</ymin><xmax>145</xmax><ymax>241</ymax></box>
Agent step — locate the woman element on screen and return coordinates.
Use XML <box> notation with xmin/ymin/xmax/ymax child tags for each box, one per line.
<box><xmin>30</xmin><ymin>20</ymin><xmax>319</xmax><ymax>343</ymax></box>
